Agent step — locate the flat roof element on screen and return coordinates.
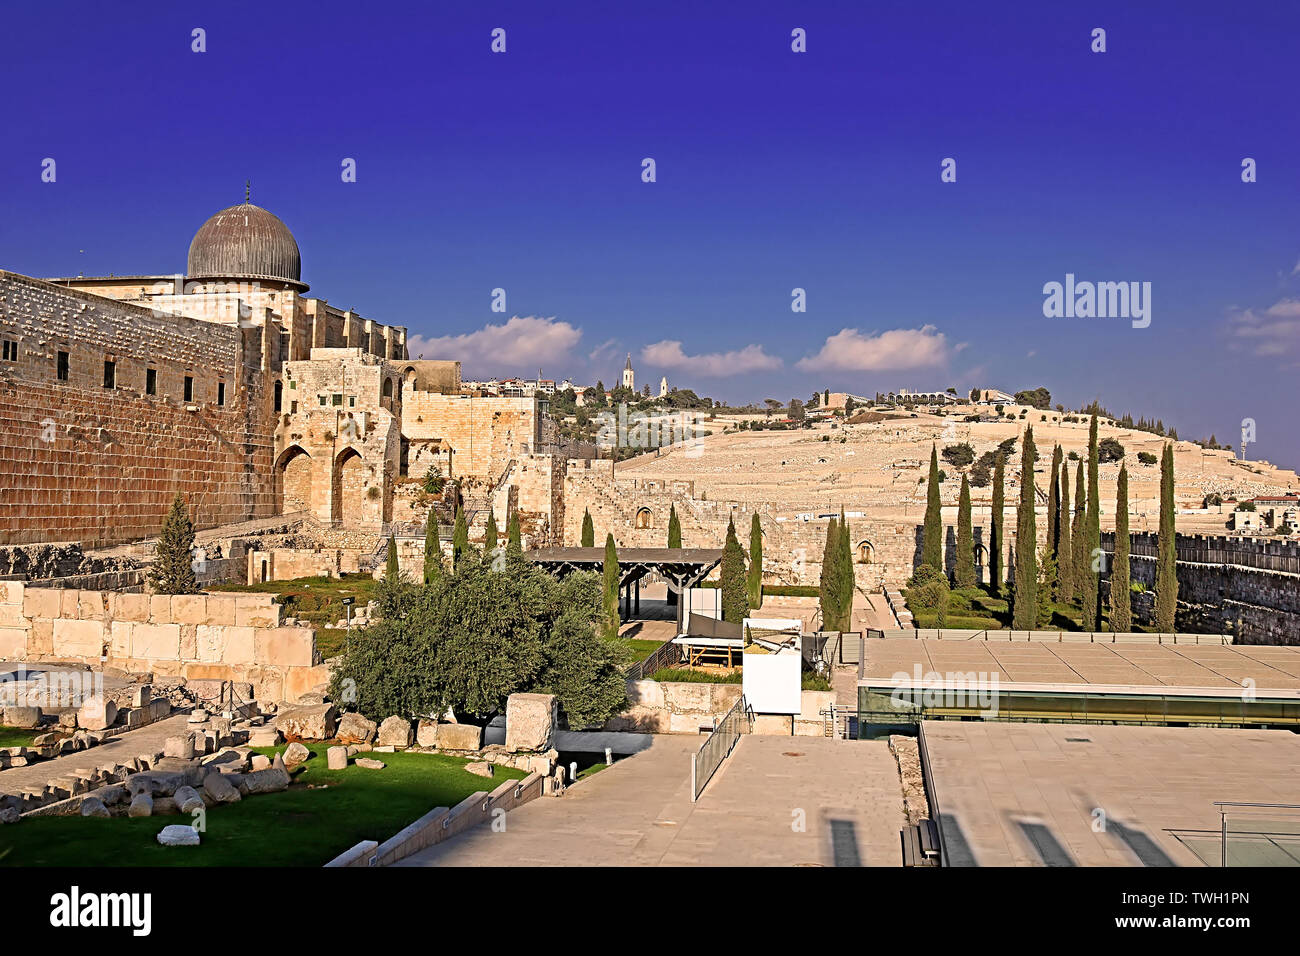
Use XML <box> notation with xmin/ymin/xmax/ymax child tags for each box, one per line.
<box><xmin>921</xmin><ymin>720</ymin><xmax>1300</xmax><ymax>866</ymax></box>
<box><xmin>860</xmin><ymin>639</ymin><xmax>1300</xmax><ymax>695</ymax></box>
<box><xmin>527</xmin><ymin>548</ymin><xmax>723</xmax><ymax>564</ymax></box>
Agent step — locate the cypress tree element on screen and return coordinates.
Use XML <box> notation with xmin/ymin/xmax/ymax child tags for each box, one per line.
<box><xmin>667</xmin><ymin>504</ymin><xmax>682</xmax><ymax>548</ymax></box>
<box><xmin>580</xmin><ymin>508</ymin><xmax>595</xmax><ymax>547</ymax></box>
<box><xmin>819</xmin><ymin>515</ymin><xmax>840</xmax><ymax>629</ymax></box>
<box><xmin>1047</xmin><ymin>445</ymin><xmax>1063</xmax><ymax>591</ymax></box>
<box><xmin>385</xmin><ymin>533</ymin><xmax>399</xmax><ymax>580</ymax></box>
<box><xmin>506</xmin><ymin>509</ymin><xmax>522</xmax><ymax>552</ymax></box>
<box><xmin>423</xmin><ymin>509</ymin><xmax>442</xmax><ymax>584</ymax></box>
<box><xmin>1071</xmin><ymin>459</ymin><xmax>1086</xmax><ymax>608</ymax></box>
<box><xmin>990</xmin><ymin>453</ymin><xmax>1005</xmax><ymax>594</ymax></box>
<box><xmin>747</xmin><ymin>512</ymin><xmax>763</xmax><ymax>610</ymax></box>
<box><xmin>452</xmin><ymin>505</ymin><xmax>469</xmax><ymax>568</ymax></box>
<box><xmin>1082</xmin><ymin>414</ymin><xmax>1102</xmax><ymax>629</ymax></box>
<box><xmin>720</xmin><ymin>517</ymin><xmax>749</xmax><ymax>624</ymax></box>
<box><xmin>837</xmin><ymin>507</ymin><xmax>855</xmax><ymax>630</ymax></box>
<box><xmin>150</xmin><ymin>492</ymin><xmax>198</xmax><ymax>595</ymax></box>
<box><xmin>956</xmin><ymin>473</ymin><xmax>975</xmax><ymax>588</ymax></box>
<box><xmin>1111</xmin><ymin>463</ymin><xmax>1132</xmax><ymax>632</ymax></box>
<box><xmin>1058</xmin><ymin>460</ymin><xmax>1073</xmax><ymax>601</ymax></box>
<box><xmin>1036</xmin><ymin>546</ymin><xmax>1058</xmax><ymax>627</ymax></box>
<box><xmin>1011</xmin><ymin>426</ymin><xmax>1038</xmax><ymax>629</ymax></box>
<box><xmin>601</xmin><ymin>534</ymin><xmax>621</xmax><ymax>640</ymax></box>
<box><xmin>484</xmin><ymin>510</ymin><xmax>499</xmax><ymax>554</ymax></box>
<box><xmin>922</xmin><ymin>445</ymin><xmax>943</xmax><ymax>571</ymax></box>
<box><xmin>666</xmin><ymin>504</ymin><xmax>682</xmax><ymax>606</ymax></box>
<box><xmin>1155</xmin><ymin>443</ymin><xmax>1178</xmax><ymax>632</ymax></box>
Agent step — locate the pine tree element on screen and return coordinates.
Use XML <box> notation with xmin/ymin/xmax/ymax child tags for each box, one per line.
<box><xmin>1155</xmin><ymin>442</ymin><xmax>1178</xmax><ymax>632</ymax></box>
<box><xmin>720</xmin><ymin>517</ymin><xmax>749</xmax><ymax>624</ymax></box>
<box><xmin>423</xmin><ymin>508</ymin><xmax>442</xmax><ymax>584</ymax></box>
<box><xmin>922</xmin><ymin>445</ymin><xmax>943</xmax><ymax>571</ymax></box>
<box><xmin>819</xmin><ymin>515</ymin><xmax>840</xmax><ymax>629</ymax></box>
<box><xmin>956</xmin><ymin>473</ymin><xmax>975</xmax><ymax>588</ymax></box>
<box><xmin>1111</xmin><ymin>464</ymin><xmax>1132</xmax><ymax>632</ymax></box>
<box><xmin>1058</xmin><ymin>460</ymin><xmax>1073</xmax><ymax>601</ymax></box>
<box><xmin>990</xmin><ymin>453</ymin><xmax>1005</xmax><ymax>594</ymax></box>
<box><xmin>836</xmin><ymin>507</ymin><xmax>855</xmax><ymax>630</ymax></box>
<box><xmin>747</xmin><ymin>513</ymin><xmax>763</xmax><ymax>610</ymax></box>
<box><xmin>1082</xmin><ymin>413</ymin><xmax>1102</xmax><ymax>629</ymax></box>
<box><xmin>386</xmin><ymin>533</ymin><xmax>400</xmax><ymax>580</ymax></box>
<box><xmin>580</xmin><ymin>508</ymin><xmax>595</xmax><ymax>547</ymax></box>
<box><xmin>149</xmin><ymin>492</ymin><xmax>198</xmax><ymax>595</ymax></box>
<box><xmin>507</xmin><ymin>509</ymin><xmax>522</xmax><ymax>552</ymax></box>
<box><xmin>667</xmin><ymin>504</ymin><xmax>682</xmax><ymax>548</ymax></box>
<box><xmin>452</xmin><ymin>506</ymin><xmax>469</xmax><ymax>568</ymax></box>
<box><xmin>1011</xmin><ymin>426</ymin><xmax>1038</xmax><ymax>629</ymax></box>
<box><xmin>484</xmin><ymin>510</ymin><xmax>499</xmax><ymax>554</ymax></box>
<box><xmin>601</xmin><ymin>534</ymin><xmax>621</xmax><ymax>640</ymax></box>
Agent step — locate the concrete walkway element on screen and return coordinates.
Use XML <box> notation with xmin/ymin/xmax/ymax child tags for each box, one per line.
<box><xmin>0</xmin><ymin>713</ymin><xmax>193</xmax><ymax>796</ymax></box>
<box><xmin>397</xmin><ymin>734</ymin><xmax>905</xmax><ymax>867</ymax></box>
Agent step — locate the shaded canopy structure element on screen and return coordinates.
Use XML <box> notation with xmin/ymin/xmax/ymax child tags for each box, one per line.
<box><xmin>526</xmin><ymin>547</ymin><xmax>723</xmax><ymax>624</ymax></box>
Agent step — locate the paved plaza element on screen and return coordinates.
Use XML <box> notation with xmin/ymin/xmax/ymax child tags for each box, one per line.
<box><xmin>921</xmin><ymin>720</ymin><xmax>1300</xmax><ymax>867</ymax></box>
<box><xmin>397</xmin><ymin>733</ymin><xmax>906</xmax><ymax>867</ymax></box>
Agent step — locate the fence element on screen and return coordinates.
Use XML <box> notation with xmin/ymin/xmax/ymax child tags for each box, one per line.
<box><xmin>690</xmin><ymin>694</ymin><xmax>752</xmax><ymax>801</ymax></box>
<box><xmin>1213</xmin><ymin>802</ymin><xmax>1300</xmax><ymax>867</ymax></box>
<box><xmin>626</xmin><ymin>637</ymin><xmax>684</xmax><ymax>681</ymax></box>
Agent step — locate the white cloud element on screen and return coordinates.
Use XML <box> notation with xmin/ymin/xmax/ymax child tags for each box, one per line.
<box><xmin>407</xmin><ymin>316</ymin><xmax>582</xmax><ymax>374</ymax></box>
<box><xmin>795</xmin><ymin>325</ymin><xmax>950</xmax><ymax>372</ymax></box>
<box><xmin>641</xmin><ymin>340</ymin><xmax>782</xmax><ymax>377</ymax></box>
<box><xmin>1226</xmin><ymin>299</ymin><xmax>1300</xmax><ymax>358</ymax></box>
<box><xmin>587</xmin><ymin>338</ymin><xmax>619</xmax><ymax>364</ymax></box>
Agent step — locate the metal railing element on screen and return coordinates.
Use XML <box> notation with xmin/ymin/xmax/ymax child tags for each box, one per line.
<box><xmin>1214</xmin><ymin>802</ymin><xmax>1300</xmax><ymax>867</ymax></box>
<box><xmin>690</xmin><ymin>694</ymin><xmax>752</xmax><ymax>801</ymax></box>
<box><xmin>625</xmin><ymin>638</ymin><xmax>683</xmax><ymax>681</ymax></box>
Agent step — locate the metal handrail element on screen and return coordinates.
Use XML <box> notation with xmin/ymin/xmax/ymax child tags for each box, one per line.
<box><xmin>690</xmin><ymin>694</ymin><xmax>751</xmax><ymax>801</ymax></box>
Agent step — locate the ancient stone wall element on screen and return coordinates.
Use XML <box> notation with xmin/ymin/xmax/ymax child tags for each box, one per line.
<box><xmin>1102</xmin><ymin>532</ymin><xmax>1300</xmax><ymax>644</ymax></box>
<box><xmin>0</xmin><ymin>581</ymin><xmax>325</xmax><ymax>702</ymax></box>
<box><xmin>402</xmin><ymin>391</ymin><xmax>540</xmax><ymax>480</ymax></box>
<box><xmin>0</xmin><ymin>272</ymin><xmax>276</xmax><ymax>548</ymax></box>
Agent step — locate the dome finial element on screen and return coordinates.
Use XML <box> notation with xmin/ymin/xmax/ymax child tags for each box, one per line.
<box><xmin>245</xmin><ymin>179</ymin><xmax>251</xmax><ymax>203</ymax></box>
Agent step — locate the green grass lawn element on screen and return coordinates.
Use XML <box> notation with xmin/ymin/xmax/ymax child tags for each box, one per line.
<box><xmin>621</xmin><ymin>638</ymin><xmax>664</xmax><ymax>664</ymax></box>
<box><xmin>0</xmin><ymin>726</ymin><xmax>43</xmax><ymax>749</ymax></box>
<box><xmin>208</xmin><ymin>574</ymin><xmax>379</xmax><ymax>630</ymax></box>
<box><xmin>0</xmin><ymin>743</ymin><xmax>524</xmax><ymax>867</ymax></box>
<box><xmin>906</xmin><ymin>585</ymin><xmax>1143</xmax><ymax>632</ymax></box>
<box><xmin>650</xmin><ymin>667</ymin><xmax>744</xmax><ymax>684</ymax></box>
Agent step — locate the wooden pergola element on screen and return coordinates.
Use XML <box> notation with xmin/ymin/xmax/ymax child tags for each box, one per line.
<box><xmin>525</xmin><ymin>547</ymin><xmax>724</xmax><ymax>624</ymax></box>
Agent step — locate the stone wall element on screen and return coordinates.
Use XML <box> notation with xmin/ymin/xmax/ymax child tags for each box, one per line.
<box><xmin>1102</xmin><ymin>532</ymin><xmax>1300</xmax><ymax>644</ymax></box>
<box><xmin>0</xmin><ymin>581</ymin><xmax>326</xmax><ymax>701</ymax></box>
<box><xmin>402</xmin><ymin>391</ymin><xmax>540</xmax><ymax>480</ymax></box>
<box><xmin>0</xmin><ymin>271</ymin><xmax>276</xmax><ymax>548</ymax></box>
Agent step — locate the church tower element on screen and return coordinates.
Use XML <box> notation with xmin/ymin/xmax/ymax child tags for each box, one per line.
<box><xmin>622</xmin><ymin>353</ymin><xmax>635</xmax><ymax>391</ymax></box>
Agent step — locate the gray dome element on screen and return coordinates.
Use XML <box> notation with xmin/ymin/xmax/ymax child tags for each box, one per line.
<box><xmin>186</xmin><ymin>202</ymin><xmax>305</xmax><ymax>288</ymax></box>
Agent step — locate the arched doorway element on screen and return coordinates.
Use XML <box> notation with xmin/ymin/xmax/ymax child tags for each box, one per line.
<box><xmin>856</xmin><ymin>540</ymin><xmax>874</xmax><ymax>564</ymax></box>
<box><xmin>635</xmin><ymin>507</ymin><xmax>652</xmax><ymax>529</ymax></box>
<box><xmin>274</xmin><ymin>446</ymin><xmax>313</xmax><ymax>514</ymax></box>
<box><xmin>332</xmin><ymin>447</ymin><xmax>366</xmax><ymax>526</ymax></box>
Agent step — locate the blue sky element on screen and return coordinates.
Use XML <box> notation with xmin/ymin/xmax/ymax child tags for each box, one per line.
<box><xmin>3</xmin><ymin>1</ymin><xmax>1298</xmax><ymax>466</ymax></box>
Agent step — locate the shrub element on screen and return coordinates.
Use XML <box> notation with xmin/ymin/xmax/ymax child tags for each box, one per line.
<box><xmin>1137</xmin><ymin>451</ymin><xmax>1157</xmax><ymax>465</ymax></box>
<box><xmin>941</xmin><ymin>442</ymin><xmax>975</xmax><ymax>469</ymax></box>
<box><xmin>1098</xmin><ymin>437</ymin><xmax>1125</xmax><ymax>462</ymax></box>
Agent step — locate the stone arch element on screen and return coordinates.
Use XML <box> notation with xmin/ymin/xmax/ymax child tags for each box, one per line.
<box><xmin>332</xmin><ymin>447</ymin><xmax>367</xmax><ymax>525</ymax></box>
<box><xmin>856</xmin><ymin>539</ymin><xmax>875</xmax><ymax>564</ymax></box>
<box><xmin>381</xmin><ymin>377</ymin><xmax>394</xmax><ymax>412</ymax></box>
<box><xmin>274</xmin><ymin>445</ymin><xmax>313</xmax><ymax>514</ymax></box>
<box><xmin>635</xmin><ymin>507</ymin><xmax>653</xmax><ymax>529</ymax></box>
